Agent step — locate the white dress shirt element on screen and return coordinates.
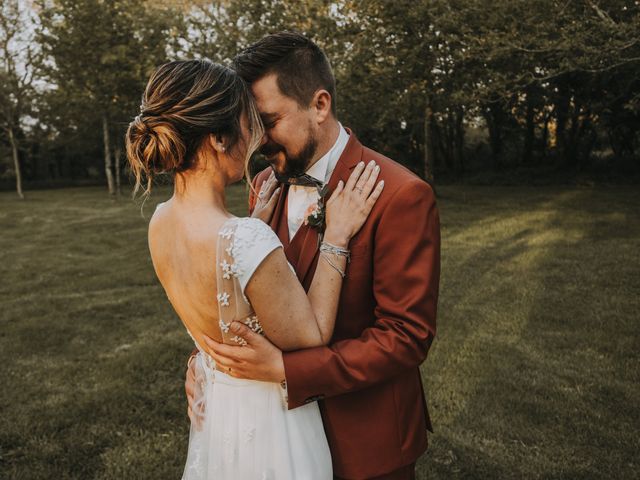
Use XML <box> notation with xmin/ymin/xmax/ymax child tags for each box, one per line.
<box><xmin>287</xmin><ymin>124</ymin><xmax>350</xmax><ymax>240</ymax></box>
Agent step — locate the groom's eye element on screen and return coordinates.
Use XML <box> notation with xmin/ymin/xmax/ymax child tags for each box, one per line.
<box><xmin>260</xmin><ymin>113</ymin><xmax>278</xmax><ymax>130</ymax></box>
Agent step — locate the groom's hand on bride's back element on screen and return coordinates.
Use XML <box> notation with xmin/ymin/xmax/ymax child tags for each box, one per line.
<box><xmin>200</xmin><ymin>322</ymin><xmax>286</xmax><ymax>384</ymax></box>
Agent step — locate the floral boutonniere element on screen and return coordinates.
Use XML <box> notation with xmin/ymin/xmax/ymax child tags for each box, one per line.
<box><xmin>304</xmin><ymin>184</ymin><xmax>330</xmax><ymax>234</ymax></box>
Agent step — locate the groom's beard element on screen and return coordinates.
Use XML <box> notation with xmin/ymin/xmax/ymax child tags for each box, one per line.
<box><xmin>260</xmin><ymin>134</ymin><xmax>318</xmax><ymax>180</ymax></box>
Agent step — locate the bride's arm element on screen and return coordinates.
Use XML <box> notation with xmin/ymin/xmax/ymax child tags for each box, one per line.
<box><xmin>245</xmin><ymin>161</ymin><xmax>383</xmax><ymax>351</ymax></box>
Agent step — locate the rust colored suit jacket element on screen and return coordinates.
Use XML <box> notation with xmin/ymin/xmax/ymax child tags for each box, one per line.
<box><xmin>248</xmin><ymin>130</ymin><xmax>440</xmax><ymax>479</ymax></box>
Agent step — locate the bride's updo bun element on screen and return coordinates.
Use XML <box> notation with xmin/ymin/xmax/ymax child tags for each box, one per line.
<box><xmin>128</xmin><ymin>116</ymin><xmax>186</xmax><ymax>173</ymax></box>
<box><xmin>126</xmin><ymin>59</ymin><xmax>263</xmax><ymax>196</ymax></box>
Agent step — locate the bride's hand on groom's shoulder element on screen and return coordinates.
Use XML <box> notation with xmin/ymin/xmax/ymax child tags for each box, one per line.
<box><xmin>201</xmin><ymin>322</ymin><xmax>286</xmax><ymax>384</ymax></box>
<box><xmin>251</xmin><ymin>171</ymin><xmax>281</xmax><ymax>224</ymax></box>
<box><xmin>324</xmin><ymin>160</ymin><xmax>384</xmax><ymax>247</ymax></box>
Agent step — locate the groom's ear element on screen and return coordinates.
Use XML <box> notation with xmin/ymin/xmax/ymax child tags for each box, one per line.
<box><xmin>311</xmin><ymin>89</ymin><xmax>333</xmax><ymax>124</ymax></box>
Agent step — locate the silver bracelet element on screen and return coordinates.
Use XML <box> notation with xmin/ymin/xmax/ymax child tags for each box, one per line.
<box><xmin>319</xmin><ymin>241</ymin><xmax>351</xmax><ymax>263</ymax></box>
<box><xmin>320</xmin><ymin>252</ymin><xmax>347</xmax><ymax>278</ymax></box>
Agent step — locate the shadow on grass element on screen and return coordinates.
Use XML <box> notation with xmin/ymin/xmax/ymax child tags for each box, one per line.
<box><xmin>418</xmin><ymin>187</ymin><xmax>640</xmax><ymax>479</ymax></box>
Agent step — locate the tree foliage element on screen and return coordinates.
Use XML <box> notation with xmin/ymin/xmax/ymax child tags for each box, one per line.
<box><xmin>0</xmin><ymin>0</ymin><xmax>39</xmax><ymax>198</ymax></box>
<box><xmin>1</xmin><ymin>0</ymin><xmax>638</xmax><ymax>192</ymax></box>
<box><xmin>35</xmin><ymin>0</ymin><xmax>181</xmax><ymax>194</ymax></box>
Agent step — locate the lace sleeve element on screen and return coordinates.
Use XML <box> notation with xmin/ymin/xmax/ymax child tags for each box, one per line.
<box><xmin>230</xmin><ymin>218</ymin><xmax>283</xmax><ymax>293</ymax></box>
<box><xmin>216</xmin><ymin>218</ymin><xmax>282</xmax><ymax>344</ymax></box>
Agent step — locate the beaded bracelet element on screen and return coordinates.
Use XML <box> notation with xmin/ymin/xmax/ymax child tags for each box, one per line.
<box><xmin>319</xmin><ymin>241</ymin><xmax>351</xmax><ymax>263</ymax></box>
<box><xmin>321</xmin><ymin>252</ymin><xmax>347</xmax><ymax>278</ymax></box>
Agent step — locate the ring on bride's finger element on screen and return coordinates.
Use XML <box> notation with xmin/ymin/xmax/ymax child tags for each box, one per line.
<box><xmin>355</xmin><ymin>187</ymin><xmax>363</xmax><ymax>194</ymax></box>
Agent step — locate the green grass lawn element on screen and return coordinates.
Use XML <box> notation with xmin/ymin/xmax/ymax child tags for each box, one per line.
<box><xmin>1</xmin><ymin>184</ymin><xmax>638</xmax><ymax>479</ymax></box>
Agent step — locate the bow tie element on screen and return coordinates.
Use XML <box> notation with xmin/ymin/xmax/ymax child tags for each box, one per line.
<box><xmin>274</xmin><ymin>172</ymin><xmax>325</xmax><ymax>189</ymax></box>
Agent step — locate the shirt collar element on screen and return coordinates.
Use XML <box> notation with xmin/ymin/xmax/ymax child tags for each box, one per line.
<box><xmin>305</xmin><ymin>123</ymin><xmax>350</xmax><ymax>183</ymax></box>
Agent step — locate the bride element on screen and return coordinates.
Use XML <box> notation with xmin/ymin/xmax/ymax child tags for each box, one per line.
<box><xmin>125</xmin><ymin>59</ymin><xmax>383</xmax><ymax>479</ymax></box>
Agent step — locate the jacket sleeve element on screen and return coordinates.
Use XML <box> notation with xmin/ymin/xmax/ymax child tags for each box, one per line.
<box><xmin>282</xmin><ymin>180</ymin><xmax>440</xmax><ymax>409</ymax></box>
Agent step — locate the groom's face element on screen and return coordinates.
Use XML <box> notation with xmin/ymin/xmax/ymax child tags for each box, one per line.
<box><xmin>251</xmin><ymin>73</ymin><xmax>318</xmax><ymax>177</ymax></box>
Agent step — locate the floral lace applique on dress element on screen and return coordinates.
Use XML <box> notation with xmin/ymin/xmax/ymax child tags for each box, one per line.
<box><xmin>215</xmin><ymin>218</ymin><xmax>281</xmax><ymax>345</ymax></box>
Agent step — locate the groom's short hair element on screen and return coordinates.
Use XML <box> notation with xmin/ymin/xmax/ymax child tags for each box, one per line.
<box><xmin>233</xmin><ymin>31</ymin><xmax>337</xmax><ymax>115</ymax></box>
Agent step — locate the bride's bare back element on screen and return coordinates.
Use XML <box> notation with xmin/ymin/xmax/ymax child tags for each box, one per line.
<box><xmin>148</xmin><ymin>201</ymin><xmax>230</xmax><ymax>348</ymax></box>
<box><xmin>147</xmin><ymin>160</ymin><xmax>384</xmax><ymax>356</ymax></box>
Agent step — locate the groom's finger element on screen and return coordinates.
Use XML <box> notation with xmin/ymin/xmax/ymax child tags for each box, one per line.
<box><xmin>204</xmin><ymin>345</ymin><xmax>235</xmax><ymax>366</ymax></box>
<box><xmin>206</xmin><ymin>350</ymin><xmax>235</xmax><ymax>371</ymax></box>
<box><xmin>202</xmin><ymin>335</ymin><xmax>239</xmax><ymax>363</ymax></box>
<box><xmin>229</xmin><ymin>321</ymin><xmax>260</xmax><ymax>346</ymax></box>
<box><xmin>205</xmin><ymin>337</ymin><xmax>245</xmax><ymax>362</ymax></box>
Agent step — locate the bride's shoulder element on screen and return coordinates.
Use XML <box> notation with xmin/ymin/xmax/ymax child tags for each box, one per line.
<box><xmin>221</xmin><ymin>217</ymin><xmax>282</xmax><ymax>293</ymax></box>
<box><xmin>149</xmin><ymin>201</ymin><xmax>169</xmax><ymax>230</ymax></box>
<box><xmin>233</xmin><ymin>217</ymin><xmax>277</xmax><ymax>240</ymax></box>
<box><xmin>227</xmin><ymin>218</ymin><xmax>281</xmax><ymax>260</ymax></box>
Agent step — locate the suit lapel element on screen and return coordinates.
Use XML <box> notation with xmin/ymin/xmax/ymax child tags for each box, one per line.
<box><xmin>294</xmin><ymin>129</ymin><xmax>364</xmax><ymax>286</ymax></box>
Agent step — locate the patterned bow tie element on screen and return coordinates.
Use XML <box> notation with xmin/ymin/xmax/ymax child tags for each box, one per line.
<box><xmin>274</xmin><ymin>172</ymin><xmax>324</xmax><ymax>189</ymax></box>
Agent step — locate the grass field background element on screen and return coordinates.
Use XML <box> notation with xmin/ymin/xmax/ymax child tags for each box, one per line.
<box><xmin>1</xmin><ymin>184</ymin><xmax>638</xmax><ymax>479</ymax></box>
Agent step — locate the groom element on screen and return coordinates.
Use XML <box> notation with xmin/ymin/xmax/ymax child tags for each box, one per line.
<box><xmin>186</xmin><ymin>32</ymin><xmax>440</xmax><ymax>480</ymax></box>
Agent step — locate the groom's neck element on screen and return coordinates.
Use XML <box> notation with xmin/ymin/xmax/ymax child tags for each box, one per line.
<box><xmin>307</xmin><ymin>117</ymin><xmax>341</xmax><ymax>170</ymax></box>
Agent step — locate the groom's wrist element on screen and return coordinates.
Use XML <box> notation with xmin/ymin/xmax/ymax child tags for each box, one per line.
<box><xmin>271</xmin><ymin>351</ymin><xmax>286</xmax><ymax>384</ymax></box>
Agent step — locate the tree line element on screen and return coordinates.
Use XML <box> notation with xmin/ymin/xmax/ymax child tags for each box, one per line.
<box><xmin>1</xmin><ymin>0</ymin><xmax>639</xmax><ymax>198</ymax></box>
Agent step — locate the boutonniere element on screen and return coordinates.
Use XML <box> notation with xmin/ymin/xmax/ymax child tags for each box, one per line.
<box><xmin>304</xmin><ymin>184</ymin><xmax>329</xmax><ymax>234</ymax></box>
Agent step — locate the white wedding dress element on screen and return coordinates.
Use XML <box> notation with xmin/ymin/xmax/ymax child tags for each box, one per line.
<box><xmin>181</xmin><ymin>217</ymin><xmax>332</xmax><ymax>480</ymax></box>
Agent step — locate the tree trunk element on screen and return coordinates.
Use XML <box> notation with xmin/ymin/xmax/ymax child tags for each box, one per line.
<box><xmin>541</xmin><ymin>112</ymin><xmax>550</xmax><ymax>159</ymax></box>
<box><xmin>8</xmin><ymin>127</ymin><xmax>24</xmax><ymax>199</ymax></box>
<box><xmin>423</xmin><ymin>98</ymin><xmax>435</xmax><ymax>184</ymax></box>
<box><xmin>523</xmin><ymin>90</ymin><xmax>535</xmax><ymax>164</ymax></box>
<box><xmin>114</xmin><ymin>144</ymin><xmax>122</xmax><ymax>196</ymax></box>
<box><xmin>453</xmin><ymin>106</ymin><xmax>465</xmax><ymax>174</ymax></box>
<box><xmin>443</xmin><ymin>115</ymin><xmax>455</xmax><ymax>171</ymax></box>
<box><xmin>566</xmin><ymin>100</ymin><xmax>582</xmax><ymax>167</ymax></box>
<box><xmin>484</xmin><ymin>104</ymin><xmax>503</xmax><ymax>169</ymax></box>
<box><xmin>103</xmin><ymin>115</ymin><xmax>115</xmax><ymax>195</ymax></box>
<box><xmin>555</xmin><ymin>92</ymin><xmax>571</xmax><ymax>167</ymax></box>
